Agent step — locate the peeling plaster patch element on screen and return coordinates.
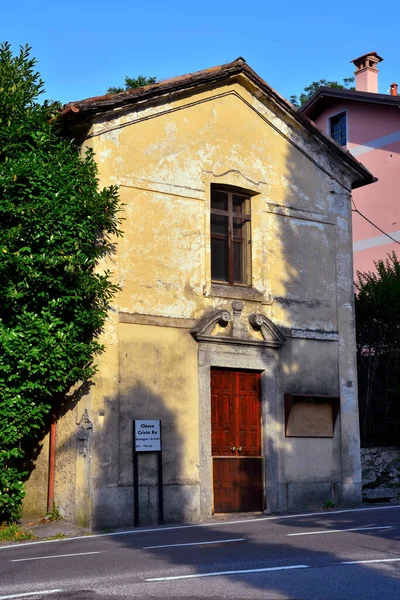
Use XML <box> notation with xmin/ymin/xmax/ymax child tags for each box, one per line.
<box><xmin>93</xmin><ymin>119</ymin><xmax>121</xmax><ymax>143</ymax></box>
<box><xmin>131</xmin><ymin>293</ymin><xmax>197</xmax><ymax>319</ymax></box>
<box><xmin>146</xmin><ymin>155</ymin><xmax>203</xmax><ymax>190</ymax></box>
<box><xmin>337</xmin><ymin>251</ymin><xmax>352</xmax><ymax>287</ymax></box>
<box><xmin>102</xmin><ymin>319</ymin><xmax>119</xmax><ymax>344</ymax></box>
<box><xmin>97</xmin><ymin>148</ymin><xmax>112</xmax><ymax>161</ymax></box>
<box><xmin>251</xmin><ymin>93</ymin><xmax>332</xmax><ymax>173</ymax></box>
<box><xmin>281</xmin><ymin>177</ymin><xmax>310</xmax><ymax>204</ymax></box>
<box><xmin>212</xmin><ymin>105</ymin><xmax>217</xmax><ymax>125</ymax></box>
<box><xmin>94</xmin><ymin>101</ymin><xmax>174</xmax><ymax>136</ymax></box>
<box><xmin>198</xmin><ymin>143</ymin><xmax>215</xmax><ymax>164</ymax></box>
<box><xmin>329</xmin><ymin>191</ymin><xmax>348</xmax><ymax>215</ymax></box>
<box><xmin>341</xmin><ymin>302</ymin><xmax>352</xmax><ymax>311</ymax></box>
<box><xmin>340</xmin><ymin>378</ymin><xmax>356</xmax><ymax>412</ymax></box>
<box><xmin>211</xmin><ymin>152</ymin><xmax>268</xmax><ymax>185</ymax></box>
<box><xmin>102</xmin><ymin>129</ymin><xmax>120</xmax><ymax>145</ymax></box>
<box><xmin>198</xmin><ymin>104</ymin><xmax>218</xmax><ymax>135</ymax></box>
<box><xmin>335</xmin><ymin>214</ymin><xmax>353</xmax><ymax>289</ymax></box>
<box><xmin>165</xmin><ymin>121</ymin><xmax>178</xmax><ymax>137</ymax></box>
<box><xmin>119</xmin><ymin>191</ymin><xmax>204</xmax><ymax>317</ymax></box>
<box><xmin>336</xmin><ymin>215</ymin><xmax>349</xmax><ymax>240</ymax></box>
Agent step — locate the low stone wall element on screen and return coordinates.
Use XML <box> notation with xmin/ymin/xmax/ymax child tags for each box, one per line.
<box><xmin>361</xmin><ymin>447</ymin><xmax>400</xmax><ymax>502</ymax></box>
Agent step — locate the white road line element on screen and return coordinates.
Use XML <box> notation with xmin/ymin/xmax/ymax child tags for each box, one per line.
<box><xmin>11</xmin><ymin>551</ymin><xmax>101</xmax><ymax>562</ymax></box>
<box><xmin>146</xmin><ymin>564</ymin><xmax>309</xmax><ymax>581</ymax></box>
<box><xmin>146</xmin><ymin>555</ymin><xmax>400</xmax><ymax>582</ymax></box>
<box><xmin>342</xmin><ymin>558</ymin><xmax>400</xmax><ymax>565</ymax></box>
<box><xmin>287</xmin><ymin>526</ymin><xmax>393</xmax><ymax>537</ymax></box>
<box><xmin>1</xmin><ymin>505</ymin><xmax>399</xmax><ymax>551</ymax></box>
<box><xmin>0</xmin><ymin>591</ymin><xmax>62</xmax><ymax>600</ymax></box>
<box><xmin>144</xmin><ymin>538</ymin><xmax>245</xmax><ymax>549</ymax></box>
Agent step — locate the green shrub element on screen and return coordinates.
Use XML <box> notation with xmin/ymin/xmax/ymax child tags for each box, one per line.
<box><xmin>0</xmin><ymin>42</ymin><xmax>122</xmax><ymax>522</ymax></box>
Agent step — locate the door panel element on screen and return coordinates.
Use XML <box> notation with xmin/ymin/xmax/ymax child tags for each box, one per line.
<box><xmin>211</xmin><ymin>369</ymin><xmax>263</xmax><ymax>512</ymax></box>
<box><xmin>213</xmin><ymin>458</ymin><xmax>263</xmax><ymax>512</ymax></box>
<box><xmin>237</xmin><ymin>372</ymin><xmax>261</xmax><ymax>457</ymax></box>
<box><xmin>211</xmin><ymin>370</ymin><xmax>234</xmax><ymax>456</ymax></box>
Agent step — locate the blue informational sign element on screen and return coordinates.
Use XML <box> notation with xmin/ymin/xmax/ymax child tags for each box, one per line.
<box><xmin>134</xmin><ymin>420</ymin><xmax>161</xmax><ymax>452</ymax></box>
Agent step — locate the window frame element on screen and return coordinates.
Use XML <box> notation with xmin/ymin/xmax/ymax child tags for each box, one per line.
<box><xmin>210</xmin><ymin>186</ymin><xmax>252</xmax><ymax>286</ymax></box>
<box><xmin>328</xmin><ymin>110</ymin><xmax>347</xmax><ymax>147</ymax></box>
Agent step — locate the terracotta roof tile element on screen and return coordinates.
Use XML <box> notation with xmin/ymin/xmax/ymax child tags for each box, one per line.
<box><xmin>62</xmin><ymin>57</ymin><xmax>248</xmax><ymax>115</ymax></box>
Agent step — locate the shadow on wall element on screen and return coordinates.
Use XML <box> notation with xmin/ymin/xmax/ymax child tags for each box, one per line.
<box><xmin>85</xmin><ymin>381</ymin><xmax>186</xmax><ymax>530</ymax></box>
<box><xmin>24</xmin><ymin>381</ymin><xmax>185</xmax><ymax>528</ymax></box>
<box><xmin>249</xmin><ymin>125</ymin><xmax>349</xmax><ymax>509</ymax></box>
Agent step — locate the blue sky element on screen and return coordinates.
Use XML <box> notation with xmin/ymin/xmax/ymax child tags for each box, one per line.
<box><xmin>2</xmin><ymin>0</ymin><xmax>399</xmax><ymax>104</ymax></box>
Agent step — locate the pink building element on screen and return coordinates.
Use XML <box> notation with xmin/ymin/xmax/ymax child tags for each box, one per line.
<box><xmin>301</xmin><ymin>53</ymin><xmax>400</xmax><ymax>277</ymax></box>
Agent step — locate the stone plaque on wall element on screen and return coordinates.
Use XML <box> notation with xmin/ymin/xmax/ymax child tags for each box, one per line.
<box><xmin>284</xmin><ymin>394</ymin><xmax>339</xmax><ymax>438</ymax></box>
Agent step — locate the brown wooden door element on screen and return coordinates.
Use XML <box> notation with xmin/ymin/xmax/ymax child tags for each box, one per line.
<box><xmin>211</xmin><ymin>369</ymin><xmax>263</xmax><ymax>512</ymax></box>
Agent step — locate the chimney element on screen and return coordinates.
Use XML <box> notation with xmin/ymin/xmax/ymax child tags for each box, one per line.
<box><xmin>351</xmin><ymin>52</ymin><xmax>383</xmax><ymax>93</ymax></box>
<box><xmin>390</xmin><ymin>83</ymin><xmax>398</xmax><ymax>96</ymax></box>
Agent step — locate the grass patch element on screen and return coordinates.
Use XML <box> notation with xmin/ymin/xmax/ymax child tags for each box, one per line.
<box><xmin>0</xmin><ymin>524</ymin><xmax>35</xmax><ymax>543</ymax></box>
<box><xmin>46</xmin><ymin>532</ymin><xmax>67</xmax><ymax>540</ymax></box>
<box><xmin>44</xmin><ymin>502</ymin><xmax>61</xmax><ymax>521</ymax></box>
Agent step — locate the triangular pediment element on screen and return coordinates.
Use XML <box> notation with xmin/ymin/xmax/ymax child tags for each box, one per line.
<box><xmin>62</xmin><ymin>58</ymin><xmax>373</xmax><ymax>190</ymax></box>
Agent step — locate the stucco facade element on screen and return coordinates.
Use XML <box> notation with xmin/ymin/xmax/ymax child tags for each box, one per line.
<box><xmin>23</xmin><ymin>58</ymin><xmax>373</xmax><ymax>528</ymax></box>
<box><xmin>301</xmin><ymin>53</ymin><xmax>400</xmax><ymax>276</ymax></box>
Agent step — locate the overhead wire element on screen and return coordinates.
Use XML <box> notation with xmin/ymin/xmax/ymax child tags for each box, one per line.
<box><xmin>351</xmin><ymin>198</ymin><xmax>400</xmax><ymax>246</ymax></box>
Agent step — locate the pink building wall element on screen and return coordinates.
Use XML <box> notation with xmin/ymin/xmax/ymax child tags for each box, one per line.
<box><xmin>313</xmin><ymin>102</ymin><xmax>400</xmax><ymax>278</ymax></box>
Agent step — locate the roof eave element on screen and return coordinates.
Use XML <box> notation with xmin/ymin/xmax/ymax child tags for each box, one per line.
<box><xmin>301</xmin><ymin>87</ymin><xmax>400</xmax><ymax>119</ymax></box>
<box><xmin>352</xmin><ymin>175</ymin><xmax>378</xmax><ymax>190</ymax></box>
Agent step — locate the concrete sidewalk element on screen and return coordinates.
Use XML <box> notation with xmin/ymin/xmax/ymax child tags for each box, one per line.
<box><xmin>19</xmin><ymin>515</ymin><xmax>89</xmax><ymax>539</ymax></box>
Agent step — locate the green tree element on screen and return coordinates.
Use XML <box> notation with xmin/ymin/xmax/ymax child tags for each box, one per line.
<box><xmin>107</xmin><ymin>74</ymin><xmax>157</xmax><ymax>95</ymax></box>
<box><xmin>290</xmin><ymin>77</ymin><xmax>355</xmax><ymax>108</ymax></box>
<box><xmin>355</xmin><ymin>252</ymin><xmax>400</xmax><ymax>445</ymax></box>
<box><xmin>0</xmin><ymin>42</ymin><xmax>122</xmax><ymax>522</ymax></box>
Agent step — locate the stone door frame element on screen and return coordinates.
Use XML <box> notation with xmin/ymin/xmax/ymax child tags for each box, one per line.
<box><xmin>197</xmin><ymin>341</ymin><xmax>280</xmax><ymax>518</ymax></box>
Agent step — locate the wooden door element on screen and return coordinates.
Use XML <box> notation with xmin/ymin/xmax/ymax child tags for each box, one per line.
<box><xmin>211</xmin><ymin>369</ymin><xmax>263</xmax><ymax>512</ymax></box>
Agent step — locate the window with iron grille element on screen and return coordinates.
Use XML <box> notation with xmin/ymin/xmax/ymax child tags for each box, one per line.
<box><xmin>330</xmin><ymin>112</ymin><xmax>347</xmax><ymax>146</ymax></box>
<box><xmin>211</xmin><ymin>187</ymin><xmax>251</xmax><ymax>285</ymax></box>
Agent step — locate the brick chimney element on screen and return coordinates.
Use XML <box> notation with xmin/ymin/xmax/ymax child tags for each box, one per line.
<box><xmin>351</xmin><ymin>52</ymin><xmax>383</xmax><ymax>93</ymax></box>
<box><xmin>390</xmin><ymin>83</ymin><xmax>398</xmax><ymax>96</ymax></box>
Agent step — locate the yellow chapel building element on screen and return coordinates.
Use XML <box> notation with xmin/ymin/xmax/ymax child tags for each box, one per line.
<box><xmin>24</xmin><ymin>58</ymin><xmax>374</xmax><ymax>528</ymax></box>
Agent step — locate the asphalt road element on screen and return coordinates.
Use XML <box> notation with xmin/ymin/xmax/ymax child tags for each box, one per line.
<box><xmin>0</xmin><ymin>505</ymin><xmax>399</xmax><ymax>600</ymax></box>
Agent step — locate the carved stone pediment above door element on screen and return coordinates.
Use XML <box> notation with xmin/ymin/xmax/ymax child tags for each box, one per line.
<box><xmin>191</xmin><ymin>301</ymin><xmax>286</xmax><ymax>348</ymax></box>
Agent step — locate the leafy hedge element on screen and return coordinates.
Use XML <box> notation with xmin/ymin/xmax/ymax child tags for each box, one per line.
<box><xmin>0</xmin><ymin>43</ymin><xmax>122</xmax><ymax>522</ymax></box>
<box><xmin>356</xmin><ymin>252</ymin><xmax>400</xmax><ymax>446</ymax></box>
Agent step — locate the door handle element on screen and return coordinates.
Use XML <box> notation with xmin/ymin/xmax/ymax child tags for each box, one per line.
<box><xmin>230</xmin><ymin>446</ymin><xmax>236</xmax><ymax>452</ymax></box>
<box><xmin>237</xmin><ymin>447</ymin><xmax>243</xmax><ymax>453</ymax></box>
